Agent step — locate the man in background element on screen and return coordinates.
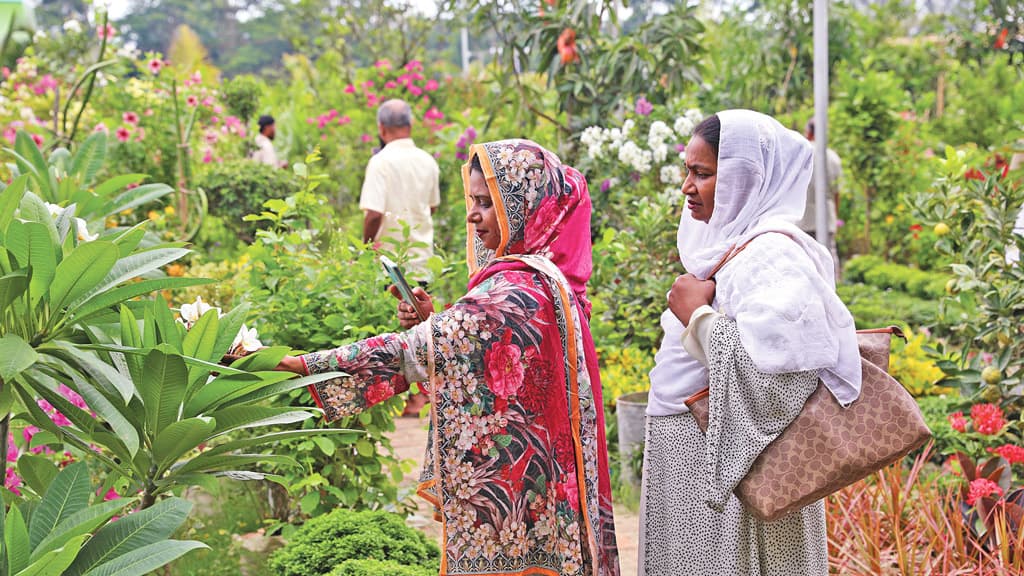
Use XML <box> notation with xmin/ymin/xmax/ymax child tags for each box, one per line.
<box><xmin>797</xmin><ymin>117</ymin><xmax>843</xmax><ymax>280</ymax></box>
<box><xmin>360</xmin><ymin>99</ymin><xmax>439</xmax><ymax>417</ymax></box>
<box><xmin>360</xmin><ymin>99</ymin><xmax>440</xmax><ymax>283</ymax></box>
<box><xmin>252</xmin><ymin>115</ymin><xmax>278</xmax><ymax>166</ymax></box>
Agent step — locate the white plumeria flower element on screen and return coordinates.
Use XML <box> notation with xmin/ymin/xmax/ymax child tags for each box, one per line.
<box><xmin>75</xmin><ymin>218</ymin><xmax>97</xmax><ymax>242</ymax></box>
<box><xmin>178</xmin><ymin>296</ymin><xmax>221</xmax><ymax>327</ymax></box>
<box><xmin>44</xmin><ymin>202</ymin><xmax>63</xmax><ymax>218</ymax></box>
<box><xmin>233</xmin><ymin>325</ymin><xmax>262</xmax><ymax>353</ymax></box>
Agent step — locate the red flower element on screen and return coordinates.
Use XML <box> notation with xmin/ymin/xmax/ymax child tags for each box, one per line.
<box><xmin>909</xmin><ymin>224</ymin><xmax>923</xmax><ymax>232</ymax></box>
<box><xmin>557</xmin><ymin>29</ymin><xmax>580</xmax><ymax>65</ymax></box>
<box><xmin>122</xmin><ymin>111</ymin><xmax>139</xmax><ymax>125</ymax></box>
<box><xmin>988</xmin><ymin>444</ymin><xmax>1024</xmax><ymax>464</ymax></box>
<box><xmin>485</xmin><ymin>330</ymin><xmax>525</xmax><ymax>399</ymax></box>
<box><xmin>995</xmin><ymin>28</ymin><xmax>1009</xmax><ymax>50</ymax></box>
<box><xmin>966</xmin><ymin>477</ymin><xmax>1003</xmax><ymax>505</ymax></box>
<box><xmin>116</xmin><ymin>126</ymin><xmax>131</xmax><ymax>142</ymax></box>
<box><xmin>965</xmin><ymin>167</ymin><xmax>985</xmax><ymax>181</ymax></box>
<box><xmin>948</xmin><ymin>411</ymin><xmax>968</xmax><ymax>433</ymax></box>
<box><xmin>970</xmin><ymin>403</ymin><xmax>1006</xmax><ymax>435</ymax></box>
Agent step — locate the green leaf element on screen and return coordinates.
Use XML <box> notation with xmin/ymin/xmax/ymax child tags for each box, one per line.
<box><xmin>13</xmin><ymin>131</ymin><xmax>49</xmax><ymax>194</ymax></box>
<box><xmin>17</xmin><ymin>455</ymin><xmax>59</xmax><ymax>497</ymax></box>
<box><xmin>206</xmin><ymin>406</ymin><xmax>314</xmax><ymax>437</ymax></box>
<box><xmin>29</xmin><ymin>462</ymin><xmax>92</xmax><ymax>550</ymax></box>
<box><xmin>69</xmin><ymin>131</ymin><xmax>107</xmax><ymax>184</ymax></box>
<box><xmin>183</xmin><ymin>372</ymin><xmax>288</xmax><ymax>417</ymax></box>
<box><xmin>151</xmin><ymin>417</ymin><xmax>215</xmax><ymax>469</ymax></box>
<box><xmin>0</xmin><ymin>335</ymin><xmax>38</xmax><ymax>382</ymax></box>
<box><xmin>43</xmin><ymin>342</ymin><xmax>133</xmax><ymax>404</ymax></box>
<box><xmin>79</xmin><ymin>540</ymin><xmax>206</xmax><ymax>576</ymax></box>
<box><xmin>5</xmin><ymin>504</ymin><xmax>30</xmax><ymax>575</ymax></box>
<box><xmin>141</xmin><ymin>348</ymin><xmax>188</xmax><ymax>437</ymax></box>
<box><xmin>150</xmin><ymin>298</ymin><xmax>183</xmax><ymax>352</ymax></box>
<box><xmin>0</xmin><ymin>175</ymin><xmax>29</xmax><ymax>234</ymax></box>
<box><xmin>104</xmin><ymin>184</ymin><xmax>173</xmax><ymax>218</ymax></box>
<box><xmin>191</xmin><ymin>428</ymin><xmax>361</xmax><ymax>460</ymax></box>
<box><xmin>5</xmin><ymin>220</ymin><xmax>56</xmax><ymax>308</ymax></box>
<box><xmin>64</xmin><ymin>498</ymin><xmax>194</xmax><ymax>576</ymax></box>
<box><xmin>210</xmin><ymin>303</ymin><xmax>248</xmax><ymax>360</ymax></box>
<box><xmin>175</xmin><ymin>453</ymin><xmax>299</xmax><ymax>475</ymax></box>
<box><xmin>91</xmin><ymin>174</ymin><xmax>146</xmax><ymax>200</ymax></box>
<box><xmin>31</xmin><ymin>500</ymin><xmax>127</xmax><ymax>563</ymax></box>
<box><xmin>69</xmin><ymin>277</ymin><xmax>215</xmax><ymax>323</ymax></box>
<box><xmin>217</xmin><ymin>371</ymin><xmax>348</xmax><ymax>409</ymax></box>
<box><xmin>74</xmin><ymin>377</ymin><xmax>140</xmax><ymax>457</ymax></box>
<box><xmin>67</xmin><ymin>247</ymin><xmax>191</xmax><ymax>311</ymax></box>
<box><xmin>49</xmin><ymin>241</ymin><xmax>119</xmax><ymax>313</ymax></box>
<box><xmin>18</xmin><ymin>191</ymin><xmax>60</xmax><ymax>246</ymax></box>
<box><xmin>0</xmin><ymin>270</ymin><xmax>29</xmax><ymax>314</ymax></box>
<box><xmin>16</xmin><ymin>534</ymin><xmax>88</xmax><ymax>576</ymax></box>
<box><xmin>181</xmin><ymin>309</ymin><xmax>219</xmax><ymax>374</ymax></box>
<box><xmin>355</xmin><ymin>439</ymin><xmax>374</xmax><ymax>457</ymax></box>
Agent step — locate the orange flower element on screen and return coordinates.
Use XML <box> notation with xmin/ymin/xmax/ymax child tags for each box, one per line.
<box><xmin>557</xmin><ymin>29</ymin><xmax>579</xmax><ymax>65</ymax></box>
<box><xmin>166</xmin><ymin>263</ymin><xmax>185</xmax><ymax>277</ymax></box>
<box><xmin>995</xmin><ymin>28</ymin><xmax>1009</xmax><ymax>50</ymax></box>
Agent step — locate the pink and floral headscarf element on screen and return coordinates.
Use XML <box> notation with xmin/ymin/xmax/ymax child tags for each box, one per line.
<box><xmin>463</xmin><ymin>139</ymin><xmax>594</xmax><ymax>315</ymax></box>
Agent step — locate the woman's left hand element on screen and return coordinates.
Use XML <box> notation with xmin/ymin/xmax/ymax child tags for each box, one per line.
<box><xmin>668</xmin><ymin>273</ymin><xmax>716</xmax><ymax>327</ymax></box>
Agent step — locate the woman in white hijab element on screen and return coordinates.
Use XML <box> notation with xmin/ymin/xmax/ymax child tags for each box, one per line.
<box><xmin>638</xmin><ymin>110</ymin><xmax>862</xmax><ymax>575</ymax></box>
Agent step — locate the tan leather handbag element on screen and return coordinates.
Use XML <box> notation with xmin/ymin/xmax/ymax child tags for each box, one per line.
<box><xmin>684</xmin><ymin>237</ymin><xmax>933</xmax><ymax>522</ymax></box>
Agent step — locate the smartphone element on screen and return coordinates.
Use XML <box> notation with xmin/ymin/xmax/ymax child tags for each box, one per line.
<box><xmin>381</xmin><ymin>256</ymin><xmax>426</xmax><ymax>322</ymax></box>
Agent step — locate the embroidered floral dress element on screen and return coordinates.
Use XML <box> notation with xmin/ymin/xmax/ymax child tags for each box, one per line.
<box><xmin>301</xmin><ymin>140</ymin><xmax>619</xmax><ymax>576</ymax></box>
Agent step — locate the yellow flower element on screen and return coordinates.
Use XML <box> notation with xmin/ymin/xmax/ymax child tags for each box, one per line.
<box><xmin>885</xmin><ymin>215</ymin><xmax>895</xmax><ymax>225</ymax></box>
<box><xmin>164</xmin><ymin>205</ymin><xmax>176</xmax><ymax>216</ymax></box>
<box><xmin>147</xmin><ymin>210</ymin><xmax>160</xmax><ymax>221</ymax></box>
<box><xmin>120</xmin><ymin>208</ymin><xmax>133</xmax><ymax>217</ymax></box>
<box><xmin>105</xmin><ymin>218</ymin><xmax>118</xmax><ymax>228</ymax></box>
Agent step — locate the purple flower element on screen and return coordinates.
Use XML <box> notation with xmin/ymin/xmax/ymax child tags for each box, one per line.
<box><xmin>456</xmin><ymin>152</ymin><xmax>468</xmax><ymax>161</ymax></box>
<box><xmin>635</xmin><ymin>97</ymin><xmax>653</xmax><ymax>117</ymax></box>
<box><xmin>456</xmin><ymin>136</ymin><xmax>467</xmax><ymax>148</ymax></box>
<box><xmin>467</xmin><ymin>126</ymin><xmax>478</xmax><ymax>140</ymax></box>
<box><xmin>600</xmin><ymin>179</ymin><xmax>612</xmax><ymax>193</ymax></box>
<box><xmin>675</xmin><ymin>143</ymin><xmax>686</xmax><ymax>152</ymax></box>
<box><xmin>836</xmin><ymin>219</ymin><xmax>845</xmax><ymax>228</ymax></box>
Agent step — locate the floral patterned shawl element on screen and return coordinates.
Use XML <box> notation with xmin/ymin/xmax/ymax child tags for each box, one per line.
<box><xmin>303</xmin><ymin>140</ymin><xmax>618</xmax><ymax>576</ymax></box>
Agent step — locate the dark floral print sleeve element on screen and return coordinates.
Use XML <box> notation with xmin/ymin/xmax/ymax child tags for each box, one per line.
<box><xmin>301</xmin><ymin>325</ymin><xmax>431</xmax><ymax>421</ymax></box>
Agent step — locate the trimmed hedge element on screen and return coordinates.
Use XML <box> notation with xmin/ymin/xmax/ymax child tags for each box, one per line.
<box><xmin>837</xmin><ymin>282</ymin><xmax>940</xmax><ymax>330</ymax></box>
<box><xmin>844</xmin><ymin>255</ymin><xmax>948</xmax><ymax>300</ymax></box>
<box><xmin>268</xmin><ymin>509</ymin><xmax>440</xmax><ymax>576</ymax></box>
<box><xmin>196</xmin><ymin>160</ymin><xmax>298</xmax><ymax>240</ymax></box>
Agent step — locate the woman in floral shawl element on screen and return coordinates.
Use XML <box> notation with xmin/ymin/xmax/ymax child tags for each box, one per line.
<box><xmin>277</xmin><ymin>139</ymin><xmax>620</xmax><ymax>576</ymax></box>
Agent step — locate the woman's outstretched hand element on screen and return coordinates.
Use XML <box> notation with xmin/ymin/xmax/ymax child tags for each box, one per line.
<box><xmin>668</xmin><ymin>273</ymin><xmax>716</xmax><ymax>327</ymax></box>
<box><xmin>275</xmin><ymin>356</ymin><xmax>306</xmax><ymax>374</ymax></box>
<box><xmin>390</xmin><ymin>285</ymin><xmax>433</xmax><ymax>329</ymax></box>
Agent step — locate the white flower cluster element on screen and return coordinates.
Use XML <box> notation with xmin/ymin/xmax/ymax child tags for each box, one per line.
<box><xmin>63</xmin><ymin>20</ymin><xmax>83</xmax><ymax>34</ymax></box>
<box><xmin>177</xmin><ymin>296</ymin><xmax>263</xmax><ymax>355</ymax></box>
<box><xmin>581</xmin><ymin>108</ymin><xmax>703</xmax><ymax>175</ymax></box>
<box><xmin>659</xmin><ymin>165</ymin><xmax>684</xmax><ymax>185</ymax></box>
<box><xmin>44</xmin><ymin>202</ymin><xmax>97</xmax><ymax>242</ymax></box>
<box><xmin>617</xmin><ymin>141</ymin><xmax>652</xmax><ymax>173</ymax></box>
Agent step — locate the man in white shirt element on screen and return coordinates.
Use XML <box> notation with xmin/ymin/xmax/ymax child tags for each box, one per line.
<box><xmin>251</xmin><ymin>115</ymin><xmax>278</xmax><ymax>166</ymax></box>
<box><xmin>360</xmin><ymin>99</ymin><xmax>440</xmax><ymax>283</ymax></box>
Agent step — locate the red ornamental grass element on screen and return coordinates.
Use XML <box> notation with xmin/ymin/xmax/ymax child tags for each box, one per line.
<box><xmin>971</xmin><ymin>403</ymin><xmax>1006</xmax><ymax>435</ymax></box>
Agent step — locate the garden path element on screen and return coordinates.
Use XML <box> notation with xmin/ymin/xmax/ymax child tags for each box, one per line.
<box><xmin>390</xmin><ymin>415</ymin><xmax>640</xmax><ymax>576</ymax></box>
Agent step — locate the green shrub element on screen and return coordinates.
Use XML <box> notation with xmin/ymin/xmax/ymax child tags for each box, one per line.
<box><xmin>223</xmin><ymin>74</ymin><xmax>264</xmax><ymax>124</ymax></box>
<box><xmin>838</xmin><ymin>282</ymin><xmax>941</xmax><ymax>330</ymax></box>
<box><xmin>329</xmin><ymin>559</ymin><xmax>437</xmax><ymax>576</ymax></box>
<box><xmin>844</xmin><ymin>255</ymin><xmax>948</xmax><ymax>300</ymax></box>
<box><xmin>916</xmin><ymin>394</ymin><xmax>965</xmax><ymax>461</ymax></box>
<box><xmin>197</xmin><ymin>160</ymin><xmax>298</xmax><ymax>240</ymax></box>
<box><xmin>268</xmin><ymin>509</ymin><xmax>440</xmax><ymax>576</ymax></box>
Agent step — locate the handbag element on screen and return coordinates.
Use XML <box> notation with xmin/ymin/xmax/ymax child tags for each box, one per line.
<box><xmin>684</xmin><ymin>236</ymin><xmax>932</xmax><ymax>522</ymax></box>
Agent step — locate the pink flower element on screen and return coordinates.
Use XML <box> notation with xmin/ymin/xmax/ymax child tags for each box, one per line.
<box><xmin>7</xmin><ymin>433</ymin><xmax>18</xmax><ymax>462</ymax></box>
<box><xmin>96</xmin><ymin>24</ymin><xmax>116</xmax><ymax>40</ymax></box>
<box><xmin>122</xmin><ymin>111</ymin><xmax>139</xmax><ymax>125</ymax></box>
<box><xmin>144</xmin><ymin>108</ymin><xmax>154</xmax><ymax>116</ymax></box>
<box><xmin>327</xmin><ymin>109</ymin><xmax>338</xmax><ymax>119</ymax></box>
<box><xmin>361</xmin><ymin>133</ymin><xmax>372</xmax><ymax>143</ymax></box>
<box><xmin>635</xmin><ymin>97</ymin><xmax>653</xmax><ymax>116</ymax></box>
<box><xmin>484</xmin><ymin>331</ymin><xmax>525</xmax><ymax>398</ymax></box>
<box><xmin>989</xmin><ymin>444</ymin><xmax>1024</xmax><ymax>465</ymax></box>
<box><xmin>58</xmin><ymin>384</ymin><xmax>88</xmax><ymax>411</ymax></box>
<box><xmin>201</xmin><ymin>97</ymin><xmax>214</xmax><ymax>107</ymax></box>
<box><xmin>374</xmin><ymin>59</ymin><xmax>391</xmax><ymax>69</ymax></box>
<box><xmin>405</xmin><ymin>60</ymin><xmax>423</xmax><ymax>72</ymax></box>
<box><xmin>5</xmin><ymin>467</ymin><xmax>21</xmax><ymax>495</ymax></box>
<box><xmin>385</xmin><ymin>81</ymin><xmax>397</xmax><ymax>89</ymax></box>
<box><xmin>22</xmin><ymin>426</ymin><xmax>39</xmax><ymax>445</ymax></box>
<box><xmin>424</xmin><ymin>79</ymin><xmax>439</xmax><ymax>92</ymax></box>
<box><xmin>337</xmin><ymin>116</ymin><xmax>351</xmax><ymax>125</ymax></box>
<box><xmin>556</xmin><ymin>476</ymin><xmax>580</xmax><ymax>511</ymax></box>
<box><xmin>202</xmin><ymin>149</ymin><xmax>212</xmax><ymax>163</ymax></box>
<box><xmin>408</xmin><ymin>85</ymin><xmax>423</xmax><ymax>97</ymax></box>
<box><xmin>103</xmin><ymin>488</ymin><xmax>119</xmax><ymax>501</ymax></box>
<box><xmin>948</xmin><ymin>411</ymin><xmax>967</xmax><ymax>433</ymax></box>
<box><xmin>3</xmin><ymin>127</ymin><xmax>16</xmax><ymax>144</ymax></box>
<box><xmin>147</xmin><ymin>58</ymin><xmax>163</xmax><ymax>75</ymax></box>
<box><xmin>363</xmin><ymin>80</ymin><xmax>375</xmax><ymax>89</ymax></box>
<box><xmin>971</xmin><ymin>403</ymin><xmax>1006</xmax><ymax>435</ymax></box>
<box><xmin>365</xmin><ymin>380</ymin><xmax>394</xmax><ymax>405</ymax></box>
<box><xmin>94</xmin><ymin>122</ymin><xmax>109</xmax><ymax>134</ymax></box>
<box><xmin>344</xmin><ymin>84</ymin><xmax>355</xmax><ymax>94</ymax></box>
<box><xmin>116</xmin><ymin>126</ymin><xmax>131</xmax><ymax>142</ymax></box>
<box><xmin>424</xmin><ymin>107</ymin><xmax>443</xmax><ymax>121</ymax></box>
<box><xmin>966</xmin><ymin>477</ymin><xmax>1003</xmax><ymax>506</ymax></box>
<box><xmin>31</xmin><ymin>133</ymin><xmax>44</xmax><ymax>147</ymax></box>
<box><xmin>186</xmin><ymin>95</ymin><xmax>199</xmax><ymax>107</ymax></box>
<box><xmin>134</xmin><ymin>127</ymin><xmax>146</xmax><ymax>142</ymax></box>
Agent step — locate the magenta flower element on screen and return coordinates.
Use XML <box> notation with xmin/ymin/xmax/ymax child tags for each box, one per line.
<box><xmin>361</xmin><ymin>133</ymin><xmax>372</xmax><ymax>143</ymax></box>
<box><xmin>344</xmin><ymin>84</ymin><xmax>355</xmax><ymax>94</ymax></box>
<box><xmin>7</xmin><ymin>433</ymin><xmax>18</xmax><ymax>462</ymax></box>
<box><xmin>374</xmin><ymin>59</ymin><xmax>391</xmax><ymax>69</ymax></box>
<box><xmin>202</xmin><ymin>149</ymin><xmax>212</xmax><ymax>163</ymax></box>
<box><xmin>148</xmin><ymin>59</ymin><xmax>163</xmax><ymax>75</ymax></box>
<box><xmin>30</xmin><ymin>133</ymin><xmax>43</xmax><ymax>147</ymax></box>
<box><xmin>5</xmin><ymin>468</ymin><xmax>21</xmax><ymax>495</ymax></box>
<box><xmin>116</xmin><ymin>126</ymin><xmax>131</xmax><ymax>142</ymax></box>
<box><xmin>337</xmin><ymin>115</ymin><xmax>351</xmax><ymax>125</ymax></box>
<box><xmin>405</xmin><ymin>60</ymin><xmax>423</xmax><ymax>72</ymax></box>
<box><xmin>408</xmin><ymin>85</ymin><xmax>423</xmax><ymax>97</ymax></box>
<box><xmin>634</xmin><ymin>97</ymin><xmax>653</xmax><ymax>116</ymax></box>
<box><xmin>103</xmin><ymin>488</ymin><xmax>120</xmax><ymax>501</ymax></box>
<box><xmin>363</xmin><ymin>80</ymin><xmax>375</xmax><ymax>89</ymax></box>
<box><xmin>601</xmin><ymin>179</ymin><xmax>612</xmax><ymax>193</ymax></box>
<box><xmin>424</xmin><ymin>107</ymin><xmax>443</xmax><ymax>121</ymax></box>
<box><xmin>424</xmin><ymin>79</ymin><xmax>439</xmax><ymax>92</ymax></box>
<box><xmin>96</xmin><ymin>24</ymin><xmax>116</xmax><ymax>40</ymax></box>
<box><xmin>123</xmin><ymin>111</ymin><xmax>139</xmax><ymax>125</ymax></box>
<box><xmin>484</xmin><ymin>331</ymin><xmax>525</xmax><ymax>399</ymax></box>
<box><xmin>385</xmin><ymin>81</ymin><xmax>397</xmax><ymax>89</ymax></box>
<box><xmin>186</xmin><ymin>95</ymin><xmax>199</xmax><ymax>107</ymax></box>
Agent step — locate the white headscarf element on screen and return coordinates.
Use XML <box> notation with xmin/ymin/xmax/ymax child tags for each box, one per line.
<box><xmin>648</xmin><ymin>109</ymin><xmax>861</xmax><ymax>416</ymax></box>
